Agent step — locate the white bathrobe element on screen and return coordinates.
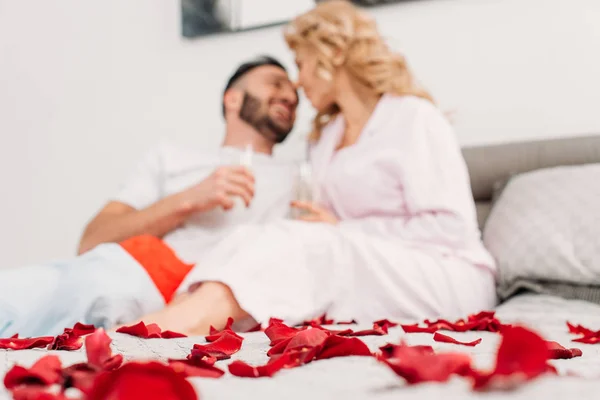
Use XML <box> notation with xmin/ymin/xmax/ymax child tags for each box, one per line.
<box><xmin>178</xmin><ymin>95</ymin><xmax>498</xmax><ymax>325</ymax></box>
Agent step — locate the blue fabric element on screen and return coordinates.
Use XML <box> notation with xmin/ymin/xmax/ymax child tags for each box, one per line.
<box><xmin>0</xmin><ymin>244</ymin><xmax>164</xmax><ymax>338</ymax></box>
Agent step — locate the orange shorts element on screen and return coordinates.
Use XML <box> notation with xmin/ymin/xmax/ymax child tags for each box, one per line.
<box><xmin>120</xmin><ymin>235</ymin><xmax>194</xmax><ymax>304</ymax></box>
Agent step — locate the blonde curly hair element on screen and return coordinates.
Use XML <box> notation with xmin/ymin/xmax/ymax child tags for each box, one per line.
<box><xmin>284</xmin><ymin>0</ymin><xmax>434</xmax><ymax>142</ymax></box>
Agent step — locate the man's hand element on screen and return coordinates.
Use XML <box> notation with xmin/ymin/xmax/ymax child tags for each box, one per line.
<box><xmin>176</xmin><ymin>166</ymin><xmax>255</xmax><ymax>214</ymax></box>
<box><xmin>290</xmin><ymin>201</ymin><xmax>338</xmax><ymax>224</ymax></box>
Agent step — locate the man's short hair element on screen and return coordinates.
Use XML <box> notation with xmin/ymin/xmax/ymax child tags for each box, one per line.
<box><xmin>222</xmin><ymin>55</ymin><xmax>288</xmax><ymax>116</ymax></box>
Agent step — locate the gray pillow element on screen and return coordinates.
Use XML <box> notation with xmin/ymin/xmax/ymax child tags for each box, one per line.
<box><xmin>483</xmin><ymin>164</ymin><xmax>600</xmax><ymax>294</ymax></box>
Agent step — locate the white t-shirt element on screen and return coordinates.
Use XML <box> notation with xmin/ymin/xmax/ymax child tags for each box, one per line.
<box><xmin>112</xmin><ymin>141</ymin><xmax>297</xmax><ymax>264</ymax></box>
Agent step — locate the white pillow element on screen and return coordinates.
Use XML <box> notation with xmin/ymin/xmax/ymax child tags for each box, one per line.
<box><xmin>483</xmin><ymin>164</ymin><xmax>600</xmax><ymax>291</ymax></box>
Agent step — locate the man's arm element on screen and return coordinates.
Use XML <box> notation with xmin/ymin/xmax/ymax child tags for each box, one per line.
<box><xmin>77</xmin><ymin>165</ymin><xmax>255</xmax><ymax>255</ymax></box>
<box><xmin>77</xmin><ymin>195</ymin><xmax>188</xmax><ymax>255</ymax></box>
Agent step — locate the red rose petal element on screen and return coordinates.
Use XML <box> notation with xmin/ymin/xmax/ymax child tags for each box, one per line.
<box><xmin>87</xmin><ymin>361</ymin><xmax>198</xmax><ymax>400</ymax></box>
<box><xmin>228</xmin><ymin>351</ymin><xmax>295</xmax><ymax>378</ymax></box>
<box><xmin>61</xmin><ymin>363</ymin><xmax>98</xmax><ymax>395</ymax></box>
<box><xmin>205</xmin><ymin>317</ymin><xmax>244</xmax><ymax>342</ymax></box>
<box><xmin>380</xmin><ymin>342</ymin><xmax>472</xmax><ymax>384</ymax></box>
<box><xmin>116</xmin><ymin>321</ymin><xmax>153</xmax><ymax>338</ymax></box>
<box><xmin>69</xmin><ymin>323</ymin><xmax>96</xmax><ymax>337</ymax></box>
<box><xmin>470</xmin><ymin>326</ymin><xmax>550</xmax><ymax>390</ymax></box>
<box><xmin>301</xmin><ymin>314</ymin><xmax>334</xmax><ymax>327</ymax></box>
<box><xmin>209</xmin><ymin>317</ymin><xmax>234</xmax><ymax>336</ymax></box>
<box><xmin>403</xmin><ymin>311</ymin><xmax>508</xmax><ymax>335</ymax></box>
<box><xmin>400</xmin><ymin>324</ymin><xmax>438</xmax><ymax>334</ymax></box>
<box><xmin>346</xmin><ymin>323</ymin><xmax>388</xmax><ymax>337</ymax></box>
<box><xmin>0</xmin><ymin>336</ymin><xmax>54</xmax><ymax>350</ymax></box>
<box><xmin>433</xmin><ymin>332</ymin><xmax>482</xmax><ymax>347</ymax></box>
<box><xmin>337</xmin><ymin>320</ymin><xmax>357</xmax><ymax>325</ymax></box>
<box><xmin>264</xmin><ymin>320</ymin><xmax>304</xmax><ymax>346</ymax></box>
<box><xmin>567</xmin><ymin>322</ymin><xmax>600</xmax><ymax>344</ymax></box>
<box><xmin>374</xmin><ymin>319</ymin><xmax>398</xmax><ymax>329</ymax></box>
<box><xmin>283</xmin><ymin>328</ymin><xmax>329</xmax><ymax>353</ymax></box>
<box><xmin>546</xmin><ymin>341</ymin><xmax>583</xmax><ymax>359</ymax></box>
<box><xmin>266</xmin><ymin>338</ymin><xmax>292</xmax><ymax>357</ymax></box>
<box><xmin>160</xmin><ymin>330</ymin><xmax>187</xmax><ymax>339</ymax></box>
<box><xmin>192</xmin><ymin>331</ymin><xmax>243</xmax><ymax>360</ymax></box>
<box><xmin>494</xmin><ymin>326</ymin><xmax>550</xmax><ymax>377</ymax></box>
<box><xmin>169</xmin><ymin>360</ymin><xmax>224</xmax><ymax>379</ymax></box>
<box><xmin>316</xmin><ymin>335</ymin><xmax>372</xmax><ymax>360</ymax></box>
<box><xmin>48</xmin><ymin>332</ymin><xmax>83</xmax><ymax>351</ymax></box>
<box><xmin>85</xmin><ymin>328</ymin><xmax>123</xmax><ymax>371</ymax></box>
<box><xmin>310</xmin><ymin>325</ymin><xmax>354</xmax><ymax>336</ymax></box>
<box><xmin>572</xmin><ymin>335</ymin><xmax>600</xmax><ymax>344</ymax></box>
<box><xmin>377</xmin><ymin>343</ymin><xmax>434</xmax><ymax>360</ymax></box>
<box><xmin>566</xmin><ymin>322</ymin><xmax>596</xmax><ymax>336</ymax></box>
<box><xmin>3</xmin><ymin>355</ymin><xmax>62</xmax><ymax>389</ymax></box>
<box><xmin>146</xmin><ymin>323</ymin><xmax>163</xmax><ymax>338</ymax></box>
<box><xmin>186</xmin><ymin>349</ymin><xmax>218</xmax><ymax>366</ymax></box>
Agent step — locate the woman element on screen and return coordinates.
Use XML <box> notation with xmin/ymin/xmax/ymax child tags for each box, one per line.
<box><xmin>135</xmin><ymin>0</ymin><xmax>497</xmax><ymax>334</ymax></box>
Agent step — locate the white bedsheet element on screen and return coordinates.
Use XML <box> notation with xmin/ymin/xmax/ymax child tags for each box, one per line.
<box><xmin>2</xmin><ymin>294</ymin><xmax>600</xmax><ymax>399</ymax></box>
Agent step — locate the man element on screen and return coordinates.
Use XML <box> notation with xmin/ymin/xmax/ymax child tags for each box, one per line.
<box><xmin>0</xmin><ymin>55</ymin><xmax>299</xmax><ymax>337</ymax></box>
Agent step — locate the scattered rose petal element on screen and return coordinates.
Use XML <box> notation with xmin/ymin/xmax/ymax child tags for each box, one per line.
<box><xmin>316</xmin><ymin>335</ymin><xmax>372</xmax><ymax>360</ymax></box>
<box><xmin>87</xmin><ymin>361</ymin><xmax>197</xmax><ymax>400</ymax></box>
<box><xmin>67</xmin><ymin>323</ymin><xmax>96</xmax><ymax>337</ymax></box>
<box><xmin>400</xmin><ymin>324</ymin><xmax>438</xmax><ymax>333</ymax></box>
<box><xmin>0</xmin><ymin>336</ymin><xmax>54</xmax><ymax>350</ymax></box>
<box><xmin>470</xmin><ymin>326</ymin><xmax>550</xmax><ymax>390</ymax></box>
<box><xmin>566</xmin><ymin>322</ymin><xmax>600</xmax><ymax>344</ymax></box>
<box><xmin>337</xmin><ymin>320</ymin><xmax>358</xmax><ymax>325</ymax></box>
<box><xmin>205</xmin><ymin>317</ymin><xmax>243</xmax><ymax>342</ymax></box>
<box><xmin>379</xmin><ymin>342</ymin><xmax>472</xmax><ymax>384</ymax></box>
<box><xmin>115</xmin><ymin>321</ymin><xmax>186</xmax><ymax>339</ymax></box>
<box><xmin>264</xmin><ymin>320</ymin><xmax>304</xmax><ymax>346</ymax></box>
<box><xmin>192</xmin><ymin>331</ymin><xmax>243</xmax><ymax>360</ymax></box>
<box><xmin>345</xmin><ymin>323</ymin><xmax>388</xmax><ymax>337</ymax></box>
<box><xmin>301</xmin><ymin>314</ymin><xmax>334</xmax><ymax>327</ymax></box>
<box><xmin>85</xmin><ymin>329</ymin><xmax>123</xmax><ymax>371</ymax></box>
<box><xmin>313</xmin><ymin>326</ymin><xmax>354</xmax><ymax>336</ymax></box>
<box><xmin>48</xmin><ymin>332</ymin><xmax>83</xmax><ymax>351</ymax></box>
<box><xmin>566</xmin><ymin>322</ymin><xmax>595</xmax><ymax>336</ymax></box>
<box><xmin>433</xmin><ymin>332</ymin><xmax>482</xmax><ymax>347</ymax></box>
<box><xmin>374</xmin><ymin>319</ymin><xmax>398</xmax><ymax>329</ymax></box>
<box><xmin>160</xmin><ymin>331</ymin><xmax>187</xmax><ymax>339</ymax></box>
<box><xmin>283</xmin><ymin>328</ymin><xmax>329</xmax><ymax>353</ymax></box>
<box><xmin>116</xmin><ymin>321</ymin><xmax>161</xmax><ymax>338</ymax></box>
<box><xmin>4</xmin><ymin>355</ymin><xmax>62</xmax><ymax>389</ymax></box>
<box><xmin>169</xmin><ymin>360</ymin><xmax>224</xmax><ymax>379</ymax></box>
<box><xmin>546</xmin><ymin>341</ymin><xmax>583</xmax><ymax>359</ymax></box>
<box><xmin>228</xmin><ymin>352</ymin><xmax>295</xmax><ymax>378</ymax></box>
<box><xmin>377</xmin><ymin>343</ymin><xmax>434</xmax><ymax>360</ymax></box>
<box><xmin>62</xmin><ymin>363</ymin><xmax>97</xmax><ymax>395</ymax></box>
<box><xmin>266</xmin><ymin>338</ymin><xmax>293</xmax><ymax>357</ymax></box>
<box><xmin>402</xmin><ymin>311</ymin><xmax>508</xmax><ymax>334</ymax></box>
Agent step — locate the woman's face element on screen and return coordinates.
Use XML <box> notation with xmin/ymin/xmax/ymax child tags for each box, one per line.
<box><xmin>294</xmin><ymin>46</ymin><xmax>336</xmax><ymax>112</ymax></box>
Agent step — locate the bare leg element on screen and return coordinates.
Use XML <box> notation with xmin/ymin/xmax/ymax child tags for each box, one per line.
<box><xmin>120</xmin><ymin>282</ymin><xmax>250</xmax><ymax>335</ymax></box>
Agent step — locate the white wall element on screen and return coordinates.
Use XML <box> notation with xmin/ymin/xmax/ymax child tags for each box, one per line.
<box><xmin>0</xmin><ymin>0</ymin><xmax>599</xmax><ymax>268</ymax></box>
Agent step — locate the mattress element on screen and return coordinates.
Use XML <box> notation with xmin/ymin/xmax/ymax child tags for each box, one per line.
<box><xmin>2</xmin><ymin>294</ymin><xmax>600</xmax><ymax>399</ymax></box>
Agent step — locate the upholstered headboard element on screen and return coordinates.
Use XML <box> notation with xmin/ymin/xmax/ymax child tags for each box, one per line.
<box><xmin>461</xmin><ymin>134</ymin><xmax>600</xmax><ymax>228</ymax></box>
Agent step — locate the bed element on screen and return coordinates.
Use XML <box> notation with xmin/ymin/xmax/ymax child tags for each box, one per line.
<box><xmin>2</xmin><ymin>294</ymin><xmax>600</xmax><ymax>399</ymax></box>
<box><xmin>2</xmin><ymin>135</ymin><xmax>600</xmax><ymax>399</ymax></box>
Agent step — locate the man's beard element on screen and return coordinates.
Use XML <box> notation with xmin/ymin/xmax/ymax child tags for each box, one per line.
<box><xmin>239</xmin><ymin>92</ymin><xmax>292</xmax><ymax>144</ymax></box>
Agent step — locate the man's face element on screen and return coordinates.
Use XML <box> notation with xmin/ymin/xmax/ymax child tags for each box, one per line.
<box><xmin>238</xmin><ymin>65</ymin><xmax>299</xmax><ymax>144</ymax></box>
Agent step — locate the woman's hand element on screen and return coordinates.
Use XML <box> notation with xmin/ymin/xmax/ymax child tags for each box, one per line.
<box><xmin>290</xmin><ymin>201</ymin><xmax>339</xmax><ymax>224</ymax></box>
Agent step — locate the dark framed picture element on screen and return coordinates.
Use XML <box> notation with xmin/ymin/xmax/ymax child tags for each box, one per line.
<box><xmin>181</xmin><ymin>0</ymin><xmax>409</xmax><ymax>38</ymax></box>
